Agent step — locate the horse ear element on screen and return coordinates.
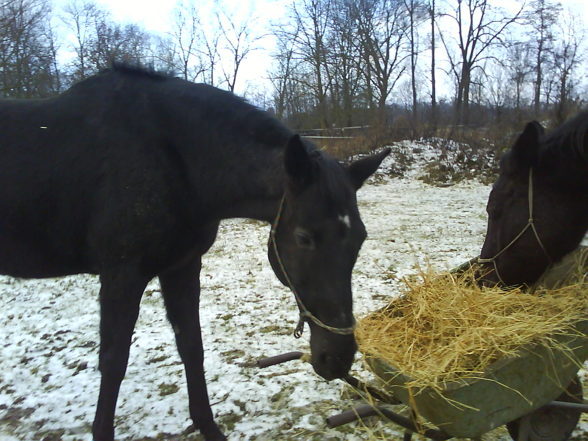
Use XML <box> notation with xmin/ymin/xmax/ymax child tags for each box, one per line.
<box><xmin>347</xmin><ymin>147</ymin><xmax>391</xmax><ymax>190</ymax></box>
<box><xmin>284</xmin><ymin>134</ymin><xmax>313</xmax><ymax>189</ymax></box>
<box><xmin>511</xmin><ymin>121</ymin><xmax>543</xmax><ymax>169</ymax></box>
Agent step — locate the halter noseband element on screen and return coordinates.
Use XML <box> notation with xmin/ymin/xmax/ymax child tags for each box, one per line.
<box><xmin>477</xmin><ymin>168</ymin><xmax>552</xmax><ymax>285</ymax></box>
<box><xmin>269</xmin><ymin>195</ymin><xmax>356</xmax><ymax>338</ymax></box>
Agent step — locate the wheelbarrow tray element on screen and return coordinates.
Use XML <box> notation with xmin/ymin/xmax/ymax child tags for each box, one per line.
<box><xmin>368</xmin><ymin>318</ymin><xmax>588</xmax><ymax>438</ymax></box>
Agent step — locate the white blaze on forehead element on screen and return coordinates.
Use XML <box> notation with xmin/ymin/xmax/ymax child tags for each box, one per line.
<box><xmin>338</xmin><ymin>213</ymin><xmax>351</xmax><ymax>228</ymax></box>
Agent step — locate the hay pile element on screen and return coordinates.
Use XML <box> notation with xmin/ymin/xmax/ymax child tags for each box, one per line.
<box><xmin>356</xmin><ymin>249</ymin><xmax>588</xmax><ymax>392</ymax></box>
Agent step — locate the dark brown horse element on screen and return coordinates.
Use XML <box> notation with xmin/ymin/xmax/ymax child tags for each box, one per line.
<box><xmin>0</xmin><ymin>65</ymin><xmax>389</xmax><ymax>440</ymax></box>
<box><xmin>479</xmin><ymin>112</ymin><xmax>588</xmax><ymax>286</ymax></box>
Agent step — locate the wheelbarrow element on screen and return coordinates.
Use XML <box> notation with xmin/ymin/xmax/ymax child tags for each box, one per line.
<box><xmin>258</xmin><ymin>250</ymin><xmax>588</xmax><ymax>440</ymax></box>
<box><xmin>258</xmin><ymin>327</ymin><xmax>588</xmax><ymax>441</ymax></box>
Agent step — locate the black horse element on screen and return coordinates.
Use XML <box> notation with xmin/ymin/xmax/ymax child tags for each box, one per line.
<box><xmin>479</xmin><ymin>111</ymin><xmax>588</xmax><ymax>286</ymax></box>
<box><xmin>0</xmin><ymin>65</ymin><xmax>389</xmax><ymax>441</ymax></box>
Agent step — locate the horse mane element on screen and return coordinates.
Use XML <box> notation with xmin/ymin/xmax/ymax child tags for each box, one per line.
<box><xmin>102</xmin><ymin>66</ymin><xmax>346</xmax><ymax>197</ymax></box>
<box><xmin>108</xmin><ymin>62</ymin><xmax>172</xmax><ymax>81</ymax></box>
<box><xmin>541</xmin><ymin>110</ymin><xmax>588</xmax><ymax>165</ymax></box>
<box><xmin>68</xmin><ymin>63</ymin><xmax>293</xmax><ymax>150</ymax></box>
<box><xmin>66</xmin><ymin>63</ymin><xmax>170</xmax><ymax>94</ymax></box>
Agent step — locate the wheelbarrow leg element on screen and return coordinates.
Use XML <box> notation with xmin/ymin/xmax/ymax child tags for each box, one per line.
<box><xmin>516</xmin><ymin>414</ymin><xmax>531</xmax><ymax>441</ymax></box>
<box><xmin>403</xmin><ymin>432</ymin><xmax>413</xmax><ymax>441</ymax></box>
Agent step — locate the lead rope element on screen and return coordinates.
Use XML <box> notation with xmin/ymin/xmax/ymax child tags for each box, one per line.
<box><xmin>478</xmin><ymin>168</ymin><xmax>552</xmax><ymax>285</ymax></box>
<box><xmin>270</xmin><ymin>195</ymin><xmax>356</xmax><ymax>338</ymax></box>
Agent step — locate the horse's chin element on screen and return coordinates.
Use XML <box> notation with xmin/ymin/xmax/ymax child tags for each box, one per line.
<box><xmin>310</xmin><ymin>355</ymin><xmax>353</xmax><ymax>381</ymax></box>
<box><xmin>476</xmin><ymin>266</ymin><xmax>504</xmax><ymax>287</ymax></box>
<box><xmin>309</xmin><ymin>334</ymin><xmax>356</xmax><ymax>381</ymax></box>
<box><xmin>477</xmin><ymin>262</ymin><xmax>546</xmax><ymax>288</ymax></box>
<box><xmin>474</xmin><ymin>263</ymin><xmax>499</xmax><ymax>287</ymax></box>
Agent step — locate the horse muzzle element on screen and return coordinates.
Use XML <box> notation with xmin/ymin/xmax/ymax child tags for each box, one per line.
<box><xmin>309</xmin><ymin>329</ymin><xmax>356</xmax><ymax>381</ymax></box>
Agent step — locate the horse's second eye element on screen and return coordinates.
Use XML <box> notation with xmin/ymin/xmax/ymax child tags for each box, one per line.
<box><xmin>294</xmin><ymin>229</ymin><xmax>315</xmax><ymax>249</ymax></box>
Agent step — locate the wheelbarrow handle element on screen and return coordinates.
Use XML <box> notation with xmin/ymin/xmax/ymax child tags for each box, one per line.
<box><xmin>343</xmin><ymin>374</ymin><xmax>400</xmax><ymax>405</ymax></box>
<box><xmin>257</xmin><ymin>354</ymin><xmax>399</xmax><ymax>404</ymax></box>
<box><xmin>328</xmin><ymin>405</ymin><xmax>451</xmax><ymax>441</ymax></box>
<box><xmin>327</xmin><ymin>404</ymin><xmax>379</xmax><ymax>427</ymax></box>
<box><xmin>257</xmin><ymin>351</ymin><xmax>305</xmax><ymax>368</ymax></box>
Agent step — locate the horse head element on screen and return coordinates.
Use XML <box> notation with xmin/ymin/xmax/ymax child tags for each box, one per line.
<box><xmin>479</xmin><ymin>117</ymin><xmax>588</xmax><ymax>287</ymax></box>
<box><xmin>268</xmin><ymin>135</ymin><xmax>389</xmax><ymax>380</ymax></box>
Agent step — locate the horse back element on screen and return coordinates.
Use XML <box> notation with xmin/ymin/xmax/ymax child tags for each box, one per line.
<box><xmin>0</xmin><ymin>87</ymin><xmax>201</xmax><ymax>279</ymax></box>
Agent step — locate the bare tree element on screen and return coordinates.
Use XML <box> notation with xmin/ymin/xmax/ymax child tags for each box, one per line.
<box><xmin>62</xmin><ymin>0</ymin><xmax>101</xmax><ymax>80</ymax></box>
<box><xmin>551</xmin><ymin>8</ymin><xmax>584</xmax><ymax>123</ymax></box>
<box><xmin>354</xmin><ymin>0</ymin><xmax>409</xmax><ymax>125</ymax></box>
<box><xmin>282</xmin><ymin>0</ymin><xmax>334</xmax><ymax>128</ymax></box>
<box><xmin>150</xmin><ymin>35</ymin><xmax>178</xmax><ymax>73</ymax></box>
<box><xmin>200</xmin><ymin>22</ymin><xmax>221</xmax><ymax>87</ymax></box>
<box><xmin>527</xmin><ymin>0</ymin><xmax>561</xmax><ymax>115</ymax></box>
<box><xmin>62</xmin><ymin>1</ymin><xmax>152</xmax><ymax>78</ymax></box>
<box><xmin>429</xmin><ymin>0</ymin><xmax>438</xmax><ymax>130</ymax></box>
<box><xmin>87</xmin><ymin>20</ymin><xmax>151</xmax><ymax>70</ymax></box>
<box><xmin>0</xmin><ymin>0</ymin><xmax>58</xmax><ymax>97</ymax></box>
<box><xmin>482</xmin><ymin>62</ymin><xmax>513</xmax><ymax>121</ymax></box>
<box><xmin>329</xmin><ymin>0</ymin><xmax>363</xmax><ymax>126</ymax></box>
<box><xmin>272</xmin><ymin>5</ymin><xmax>331</xmax><ymax>128</ymax></box>
<box><xmin>402</xmin><ymin>0</ymin><xmax>427</xmax><ymax>128</ymax></box>
<box><xmin>270</xmin><ymin>29</ymin><xmax>298</xmax><ymax>120</ymax></box>
<box><xmin>169</xmin><ymin>0</ymin><xmax>205</xmax><ymax>82</ymax></box>
<box><xmin>439</xmin><ymin>0</ymin><xmax>523</xmax><ymax>125</ymax></box>
<box><xmin>216</xmin><ymin>9</ymin><xmax>263</xmax><ymax>93</ymax></box>
<box><xmin>505</xmin><ymin>40</ymin><xmax>533</xmax><ymax>117</ymax></box>
<box><xmin>46</xmin><ymin>24</ymin><xmax>62</xmax><ymax>92</ymax></box>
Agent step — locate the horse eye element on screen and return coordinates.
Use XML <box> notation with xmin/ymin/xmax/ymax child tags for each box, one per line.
<box><xmin>294</xmin><ymin>229</ymin><xmax>315</xmax><ymax>249</ymax></box>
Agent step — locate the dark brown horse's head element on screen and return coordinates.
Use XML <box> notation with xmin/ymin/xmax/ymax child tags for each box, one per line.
<box><xmin>479</xmin><ymin>115</ymin><xmax>588</xmax><ymax>287</ymax></box>
<box><xmin>268</xmin><ymin>135</ymin><xmax>389</xmax><ymax>380</ymax></box>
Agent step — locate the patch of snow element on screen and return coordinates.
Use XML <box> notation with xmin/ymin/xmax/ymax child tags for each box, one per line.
<box><xmin>368</xmin><ymin>138</ymin><xmax>496</xmax><ymax>184</ymax></box>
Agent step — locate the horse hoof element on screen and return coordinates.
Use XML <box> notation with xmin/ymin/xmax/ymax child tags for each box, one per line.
<box><xmin>203</xmin><ymin>430</ymin><xmax>227</xmax><ymax>441</ymax></box>
<box><xmin>200</xmin><ymin>423</ymin><xmax>227</xmax><ymax>441</ymax></box>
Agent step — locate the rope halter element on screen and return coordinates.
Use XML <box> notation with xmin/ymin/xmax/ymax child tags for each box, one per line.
<box><xmin>477</xmin><ymin>168</ymin><xmax>552</xmax><ymax>285</ymax></box>
<box><xmin>269</xmin><ymin>195</ymin><xmax>356</xmax><ymax>339</ymax></box>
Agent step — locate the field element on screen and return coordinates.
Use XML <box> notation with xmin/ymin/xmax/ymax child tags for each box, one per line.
<box><xmin>1</xmin><ymin>143</ymin><xmax>587</xmax><ymax>441</ymax></box>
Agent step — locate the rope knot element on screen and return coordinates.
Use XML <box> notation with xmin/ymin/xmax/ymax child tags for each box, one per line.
<box><xmin>294</xmin><ymin>316</ymin><xmax>305</xmax><ymax>338</ymax></box>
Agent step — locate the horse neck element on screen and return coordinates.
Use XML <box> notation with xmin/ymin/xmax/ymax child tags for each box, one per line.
<box><xmin>207</xmin><ymin>143</ymin><xmax>287</xmax><ymax>223</ymax></box>
<box><xmin>548</xmin><ymin>160</ymin><xmax>588</xmax><ymax>247</ymax></box>
<box><xmin>550</xmin><ymin>154</ymin><xmax>588</xmax><ymax>206</ymax></box>
<box><xmin>580</xmin><ymin>186</ymin><xmax>588</xmax><ymax>240</ymax></box>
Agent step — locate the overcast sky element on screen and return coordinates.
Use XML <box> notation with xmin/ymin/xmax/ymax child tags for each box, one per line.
<box><xmin>55</xmin><ymin>0</ymin><xmax>588</xmax><ymax>97</ymax></box>
<box><xmin>82</xmin><ymin>0</ymin><xmax>288</xmax><ymax>34</ymax></box>
<box><xmin>53</xmin><ymin>0</ymin><xmax>289</xmax><ymax>95</ymax></box>
<box><xmin>90</xmin><ymin>0</ymin><xmax>587</xmax><ymax>32</ymax></box>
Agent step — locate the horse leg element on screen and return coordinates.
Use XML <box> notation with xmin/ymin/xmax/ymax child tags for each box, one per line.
<box><xmin>159</xmin><ymin>258</ymin><xmax>226</xmax><ymax>441</ymax></box>
<box><xmin>92</xmin><ymin>268</ymin><xmax>149</xmax><ymax>441</ymax></box>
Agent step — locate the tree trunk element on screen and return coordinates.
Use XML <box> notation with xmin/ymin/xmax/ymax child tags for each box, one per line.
<box><xmin>430</xmin><ymin>0</ymin><xmax>437</xmax><ymax>132</ymax></box>
<box><xmin>409</xmin><ymin>0</ymin><xmax>417</xmax><ymax>130</ymax></box>
<box><xmin>534</xmin><ymin>38</ymin><xmax>543</xmax><ymax>115</ymax></box>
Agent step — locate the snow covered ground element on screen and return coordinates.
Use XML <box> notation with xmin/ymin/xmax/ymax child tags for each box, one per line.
<box><xmin>0</xmin><ymin>144</ymin><xmax>586</xmax><ymax>441</ymax></box>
